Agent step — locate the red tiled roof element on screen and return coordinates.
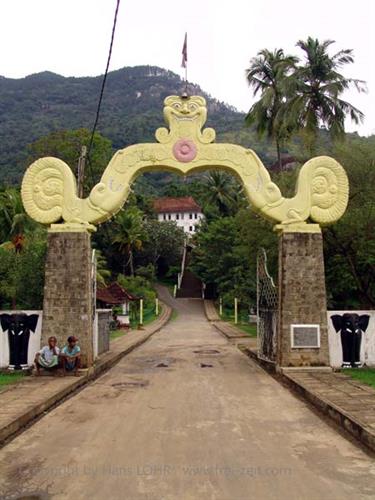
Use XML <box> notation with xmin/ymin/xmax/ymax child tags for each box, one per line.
<box><xmin>153</xmin><ymin>196</ymin><xmax>201</xmax><ymax>213</ymax></box>
<box><xmin>96</xmin><ymin>282</ymin><xmax>138</xmax><ymax>305</ymax></box>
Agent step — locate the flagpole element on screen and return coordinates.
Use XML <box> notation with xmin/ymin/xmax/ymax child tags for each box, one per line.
<box><xmin>181</xmin><ymin>32</ymin><xmax>188</xmax><ymax>96</ymax></box>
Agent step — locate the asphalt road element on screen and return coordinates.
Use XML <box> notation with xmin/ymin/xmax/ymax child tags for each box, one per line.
<box><xmin>0</xmin><ymin>289</ymin><xmax>374</xmax><ymax>500</ymax></box>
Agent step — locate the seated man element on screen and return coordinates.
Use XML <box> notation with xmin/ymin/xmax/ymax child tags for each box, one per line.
<box><xmin>60</xmin><ymin>336</ymin><xmax>81</xmax><ymax>376</ymax></box>
<box><xmin>34</xmin><ymin>336</ymin><xmax>60</xmax><ymax>375</ymax></box>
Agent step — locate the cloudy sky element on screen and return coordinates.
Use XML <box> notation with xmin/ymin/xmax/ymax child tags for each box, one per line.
<box><xmin>1</xmin><ymin>0</ymin><xmax>374</xmax><ymax>135</ymax></box>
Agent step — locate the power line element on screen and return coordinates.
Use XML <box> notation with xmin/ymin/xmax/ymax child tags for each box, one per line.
<box><xmin>86</xmin><ymin>0</ymin><xmax>121</xmax><ymax>168</ymax></box>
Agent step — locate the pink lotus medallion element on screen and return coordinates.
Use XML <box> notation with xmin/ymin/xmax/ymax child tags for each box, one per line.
<box><xmin>173</xmin><ymin>139</ymin><xmax>197</xmax><ymax>163</ymax></box>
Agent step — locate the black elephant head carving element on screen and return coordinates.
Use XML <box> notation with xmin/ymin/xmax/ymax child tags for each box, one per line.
<box><xmin>0</xmin><ymin>313</ymin><xmax>39</xmax><ymax>370</ymax></box>
<box><xmin>331</xmin><ymin>313</ymin><xmax>370</xmax><ymax>368</ymax></box>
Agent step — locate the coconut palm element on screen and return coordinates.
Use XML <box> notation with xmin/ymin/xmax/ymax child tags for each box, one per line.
<box><xmin>245</xmin><ymin>49</ymin><xmax>298</xmax><ymax>169</ymax></box>
<box><xmin>0</xmin><ymin>188</ymin><xmax>35</xmax><ymax>251</ymax></box>
<box><xmin>94</xmin><ymin>249</ymin><xmax>111</xmax><ymax>286</ymax></box>
<box><xmin>203</xmin><ymin>171</ymin><xmax>241</xmax><ymax>217</ymax></box>
<box><xmin>111</xmin><ymin>207</ymin><xmax>145</xmax><ymax>276</ymax></box>
<box><xmin>286</xmin><ymin>37</ymin><xmax>366</xmax><ymax>153</ymax></box>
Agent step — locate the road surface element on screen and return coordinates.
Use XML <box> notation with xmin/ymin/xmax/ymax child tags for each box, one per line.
<box><xmin>0</xmin><ymin>289</ymin><xmax>374</xmax><ymax>500</ymax></box>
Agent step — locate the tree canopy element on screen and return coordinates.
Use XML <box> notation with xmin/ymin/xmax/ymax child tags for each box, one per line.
<box><xmin>246</xmin><ymin>37</ymin><xmax>367</xmax><ymax>159</ymax></box>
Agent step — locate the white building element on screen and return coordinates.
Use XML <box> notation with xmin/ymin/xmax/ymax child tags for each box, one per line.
<box><xmin>153</xmin><ymin>196</ymin><xmax>204</xmax><ymax>234</ymax></box>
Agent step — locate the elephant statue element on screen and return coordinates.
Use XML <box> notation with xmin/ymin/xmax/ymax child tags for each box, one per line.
<box><xmin>0</xmin><ymin>313</ymin><xmax>39</xmax><ymax>370</ymax></box>
<box><xmin>331</xmin><ymin>313</ymin><xmax>370</xmax><ymax>368</ymax></box>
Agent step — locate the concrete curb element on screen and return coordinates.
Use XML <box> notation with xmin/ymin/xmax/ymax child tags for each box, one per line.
<box><xmin>240</xmin><ymin>346</ymin><xmax>375</xmax><ymax>454</ymax></box>
<box><xmin>203</xmin><ymin>300</ymin><xmax>254</xmax><ymax>342</ymax></box>
<box><xmin>281</xmin><ymin>372</ymin><xmax>375</xmax><ymax>453</ymax></box>
<box><xmin>212</xmin><ymin>321</ymin><xmax>250</xmax><ymax>340</ymax></box>
<box><xmin>203</xmin><ymin>300</ymin><xmax>220</xmax><ymax>322</ymax></box>
<box><xmin>239</xmin><ymin>345</ymin><xmax>276</xmax><ymax>373</ymax></box>
<box><xmin>0</xmin><ymin>303</ymin><xmax>172</xmax><ymax>446</ymax></box>
<box><xmin>0</xmin><ymin>375</ymin><xmax>88</xmax><ymax>445</ymax></box>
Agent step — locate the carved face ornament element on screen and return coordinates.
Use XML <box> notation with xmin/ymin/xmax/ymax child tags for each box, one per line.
<box><xmin>171</xmin><ymin>101</ymin><xmax>198</xmax><ymax>119</ymax></box>
<box><xmin>164</xmin><ymin>96</ymin><xmax>207</xmax><ymax>127</ymax></box>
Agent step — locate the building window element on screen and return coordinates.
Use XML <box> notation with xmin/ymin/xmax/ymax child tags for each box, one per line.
<box><xmin>176</xmin><ymin>214</ymin><xmax>179</xmax><ymax>220</ymax></box>
<box><xmin>189</xmin><ymin>226</ymin><xmax>193</xmax><ymax>232</ymax></box>
<box><xmin>194</xmin><ymin>213</ymin><xmax>198</xmax><ymax>219</ymax></box>
<box><xmin>168</xmin><ymin>214</ymin><xmax>171</xmax><ymax>220</ymax></box>
<box><xmin>163</xmin><ymin>214</ymin><xmax>166</xmax><ymax>220</ymax></box>
<box><xmin>189</xmin><ymin>213</ymin><xmax>192</xmax><ymax>219</ymax></box>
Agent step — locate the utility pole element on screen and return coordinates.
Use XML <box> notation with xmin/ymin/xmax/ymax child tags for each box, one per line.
<box><xmin>77</xmin><ymin>145</ymin><xmax>87</xmax><ymax>198</ymax></box>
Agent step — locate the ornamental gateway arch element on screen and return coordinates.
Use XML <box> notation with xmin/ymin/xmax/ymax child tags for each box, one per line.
<box><xmin>21</xmin><ymin>94</ymin><xmax>349</xmax><ymax>370</ymax></box>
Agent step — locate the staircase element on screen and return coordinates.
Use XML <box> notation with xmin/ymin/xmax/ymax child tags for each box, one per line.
<box><xmin>176</xmin><ymin>269</ymin><xmax>202</xmax><ymax>298</ymax></box>
<box><xmin>176</xmin><ymin>246</ymin><xmax>202</xmax><ymax>299</ymax></box>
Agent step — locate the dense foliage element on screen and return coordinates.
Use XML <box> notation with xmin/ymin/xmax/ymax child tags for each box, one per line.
<box><xmin>0</xmin><ymin>233</ymin><xmax>46</xmax><ymax>309</ymax></box>
<box><xmin>323</xmin><ymin>137</ymin><xmax>375</xmax><ymax>308</ymax></box>
<box><xmin>191</xmin><ymin>136</ymin><xmax>375</xmax><ymax>311</ymax></box>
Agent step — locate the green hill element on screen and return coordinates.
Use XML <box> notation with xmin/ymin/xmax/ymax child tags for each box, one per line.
<box><xmin>0</xmin><ymin>65</ymin><xmax>260</xmax><ymax>183</ymax></box>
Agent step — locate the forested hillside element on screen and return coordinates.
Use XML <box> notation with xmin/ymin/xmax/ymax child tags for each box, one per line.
<box><xmin>0</xmin><ymin>65</ymin><xmax>249</xmax><ymax>183</ymax></box>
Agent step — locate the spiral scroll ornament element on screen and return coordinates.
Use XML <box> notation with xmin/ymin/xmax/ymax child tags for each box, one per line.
<box><xmin>300</xmin><ymin>157</ymin><xmax>349</xmax><ymax>225</ymax></box>
<box><xmin>21</xmin><ymin>157</ymin><xmax>77</xmax><ymax>224</ymax></box>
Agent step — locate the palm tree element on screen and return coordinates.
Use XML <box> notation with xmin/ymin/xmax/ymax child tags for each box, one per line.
<box><xmin>203</xmin><ymin>171</ymin><xmax>243</xmax><ymax>216</ymax></box>
<box><xmin>0</xmin><ymin>188</ymin><xmax>35</xmax><ymax>251</ymax></box>
<box><xmin>111</xmin><ymin>207</ymin><xmax>145</xmax><ymax>276</ymax></box>
<box><xmin>0</xmin><ymin>188</ymin><xmax>45</xmax><ymax>309</ymax></box>
<box><xmin>245</xmin><ymin>49</ymin><xmax>298</xmax><ymax>169</ymax></box>
<box><xmin>95</xmin><ymin>250</ymin><xmax>111</xmax><ymax>286</ymax></box>
<box><xmin>286</xmin><ymin>37</ymin><xmax>366</xmax><ymax>153</ymax></box>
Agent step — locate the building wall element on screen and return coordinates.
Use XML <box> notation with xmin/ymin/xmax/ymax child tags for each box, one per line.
<box><xmin>157</xmin><ymin>211</ymin><xmax>204</xmax><ymax>234</ymax></box>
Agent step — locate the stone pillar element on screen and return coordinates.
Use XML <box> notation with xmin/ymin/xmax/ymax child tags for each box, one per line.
<box><xmin>42</xmin><ymin>230</ymin><xmax>94</xmax><ymax>367</ymax></box>
<box><xmin>277</xmin><ymin>226</ymin><xmax>330</xmax><ymax>368</ymax></box>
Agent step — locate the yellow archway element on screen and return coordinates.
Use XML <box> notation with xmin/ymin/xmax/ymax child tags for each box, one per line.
<box><xmin>21</xmin><ymin>95</ymin><xmax>349</xmax><ymax>233</ymax></box>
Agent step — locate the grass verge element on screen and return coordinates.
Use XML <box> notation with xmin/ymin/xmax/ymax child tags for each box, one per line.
<box><xmin>0</xmin><ymin>372</ymin><xmax>26</xmax><ymax>390</ymax></box>
<box><xmin>346</xmin><ymin>368</ymin><xmax>375</xmax><ymax>389</ymax></box>
<box><xmin>217</xmin><ymin>305</ymin><xmax>257</xmax><ymax>337</ymax></box>
<box><xmin>110</xmin><ymin>329</ymin><xmax>127</xmax><ymax>341</ymax></box>
<box><xmin>230</xmin><ymin>322</ymin><xmax>257</xmax><ymax>337</ymax></box>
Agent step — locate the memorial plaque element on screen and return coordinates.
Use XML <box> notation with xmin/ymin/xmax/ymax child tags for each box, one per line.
<box><xmin>291</xmin><ymin>325</ymin><xmax>320</xmax><ymax>348</ymax></box>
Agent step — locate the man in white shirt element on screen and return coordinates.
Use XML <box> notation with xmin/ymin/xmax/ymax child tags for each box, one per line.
<box><xmin>34</xmin><ymin>336</ymin><xmax>60</xmax><ymax>375</ymax></box>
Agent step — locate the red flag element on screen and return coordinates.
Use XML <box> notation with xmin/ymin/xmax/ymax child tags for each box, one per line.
<box><xmin>181</xmin><ymin>33</ymin><xmax>187</xmax><ymax>68</ymax></box>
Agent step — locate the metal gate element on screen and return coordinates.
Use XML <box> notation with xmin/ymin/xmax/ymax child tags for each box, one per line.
<box><xmin>92</xmin><ymin>250</ymin><xmax>98</xmax><ymax>359</ymax></box>
<box><xmin>257</xmin><ymin>248</ymin><xmax>278</xmax><ymax>362</ymax></box>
